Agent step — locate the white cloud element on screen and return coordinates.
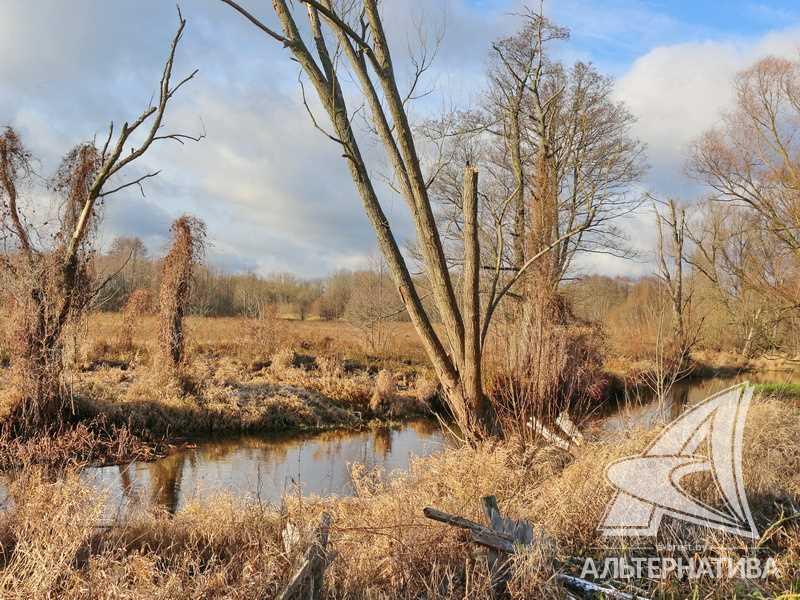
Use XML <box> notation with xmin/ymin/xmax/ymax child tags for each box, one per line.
<box><xmin>3</xmin><ymin>0</ymin><xmax>800</xmax><ymax>280</ymax></box>
<box><xmin>616</xmin><ymin>26</ymin><xmax>800</xmax><ymax>197</ymax></box>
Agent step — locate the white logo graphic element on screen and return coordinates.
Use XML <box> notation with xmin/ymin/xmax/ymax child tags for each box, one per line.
<box><xmin>599</xmin><ymin>383</ymin><xmax>758</xmax><ymax>539</ymax></box>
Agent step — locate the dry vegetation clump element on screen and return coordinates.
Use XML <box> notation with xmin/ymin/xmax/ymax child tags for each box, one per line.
<box><xmin>242</xmin><ymin>302</ymin><xmax>287</xmax><ymax>363</ymax></box>
<box><xmin>488</xmin><ymin>295</ymin><xmax>608</xmax><ymax>442</ymax></box>
<box><xmin>270</xmin><ymin>347</ymin><xmax>298</xmax><ymax>373</ymax></box>
<box><xmin>369</xmin><ymin>369</ymin><xmax>396</xmax><ymax>415</ymax></box>
<box><xmin>0</xmin><ymin>417</ymin><xmax>163</xmax><ymax>470</ymax></box>
<box><xmin>315</xmin><ymin>353</ymin><xmax>344</xmax><ymax>378</ymax></box>
<box><xmin>157</xmin><ymin>216</ymin><xmax>206</xmax><ymax>377</ymax></box>
<box><xmin>118</xmin><ymin>288</ymin><xmax>152</xmax><ymax>354</ymax></box>
<box><xmin>414</xmin><ymin>370</ymin><xmax>440</xmax><ymax>406</ymax></box>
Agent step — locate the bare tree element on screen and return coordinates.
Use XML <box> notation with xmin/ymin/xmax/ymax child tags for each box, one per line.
<box><xmin>344</xmin><ymin>256</ymin><xmax>398</xmax><ymax>356</ymax></box>
<box><xmin>690</xmin><ymin>56</ymin><xmax>800</xmax><ymax>311</ymax></box>
<box><xmin>0</xmin><ymin>12</ymin><xmax>199</xmax><ymax>430</ymax></box>
<box><xmin>654</xmin><ymin>198</ymin><xmax>693</xmax><ymax>350</ymax></box>
<box><xmin>688</xmin><ymin>201</ymin><xmax>794</xmax><ymax>356</ymax></box>
<box><xmin>426</xmin><ymin>11</ymin><xmax>645</xmax><ymax>295</ymax></box>
<box><xmin>219</xmin><ymin>0</ymin><xmax>589</xmax><ymax>439</ymax></box>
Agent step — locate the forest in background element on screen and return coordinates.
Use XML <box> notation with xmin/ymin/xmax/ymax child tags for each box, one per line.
<box><xmin>97</xmin><ymin>236</ymin><xmax>800</xmax><ymax>361</ymax></box>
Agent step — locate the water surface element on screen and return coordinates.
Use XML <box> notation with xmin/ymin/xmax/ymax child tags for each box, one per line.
<box><xmin>600</xmin><ymin>371</ymin><xmax>800</xmax><ymax>433</ymax></box>
<box><xmin>6</xmin><ymin>372</ymin><xmax>796</xmax><ymax>518</ymax></box>
<box><xmin>85</xmin><ymin>420</ymin><xmax>447</xmax><ymax>517</ymax></box>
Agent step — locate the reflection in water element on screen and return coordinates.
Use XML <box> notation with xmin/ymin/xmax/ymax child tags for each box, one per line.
<box><xmin>602</xmin><ymin>371</ymin><xmax>800</xmax><ymax>434</ymax></box>
<box><xmin>84</xmin><ymin>421</ymin><xmax>447</xmax><ymax>516</ymax></box>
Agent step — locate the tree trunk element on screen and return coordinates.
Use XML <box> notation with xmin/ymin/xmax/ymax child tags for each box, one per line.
<box><xmin>462</xmin><ymin>166</ymin><xmax>491</xmax><ymax>435</ymax></box>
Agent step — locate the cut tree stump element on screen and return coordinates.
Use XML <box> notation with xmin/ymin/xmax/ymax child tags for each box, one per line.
<box><xmin>278</xmin><ymin>512</ymin><xmax>333</xmax><ymax>600</ymax></box>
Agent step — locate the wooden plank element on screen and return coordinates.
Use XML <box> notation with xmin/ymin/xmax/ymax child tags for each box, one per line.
<box><xmin>423</xmin><ymin>507</ymin><xmax>515</xmax><ymax>542</ymax></box>
<box><xmin>278</xmin><ymin>557</ymin><xmax>313</xmax><ymax>600</ymax></box>
<box><xmin>470</xmin><ymin>528</ymin><xmax>516</xmax><ymax>553</ymax></box>
<box><xmin>482</xmin><ymin>495</ymin><xmax>534</xmax><ymax>546</ymax></box>
<box><xmin>278</xmin><ymin>512</ymin><xmax>333</xmax><ymax>600</ymax></box>
<box><xmin>556</xmin><ymin>411</ymin><xmax>584</xmax><ymax>446</ymax></box>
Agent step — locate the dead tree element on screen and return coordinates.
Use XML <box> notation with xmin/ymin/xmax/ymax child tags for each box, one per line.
<box><xmin>219</xmin><ymin>0</ymin><xmax>589</xmax><ymax>439</ymax></box>
<box><xmin>0</xmin><ymin>11</ymin><xmax>200</xmax><ymax>431</ymax></box>
<box><xmin>158</xmin><ymin>216</ymin><xmax>206</xmax><ymax>372</ymax></box>
<box><xmin>654</xmin><ymin>199</ymin><xmax>691</xmax><ymax>349</ymax></box>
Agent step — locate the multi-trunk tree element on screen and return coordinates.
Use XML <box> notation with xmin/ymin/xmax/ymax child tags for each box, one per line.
<box><xmin>220</xmin><ymin>0</ymin><xmax>600</xmax><ymax>439</ymax></box>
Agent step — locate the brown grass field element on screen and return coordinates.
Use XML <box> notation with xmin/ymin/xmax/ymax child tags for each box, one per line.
<box><xmin>0</xmin><ymin>394</ymin><xmax>797</xmax><ymax>598</ymax></box>
<box><xmin>1</xmin><ymin>313</ymin><xmax>799</xmax><ymax>598</ymax></box>
<box><xmin>0</xmin><ymin>314</ymin><xmax>439</xmax><ymax>468</ymax></box>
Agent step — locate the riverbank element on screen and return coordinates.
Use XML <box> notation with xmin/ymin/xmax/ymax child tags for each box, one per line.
<box><xmin>0</xmin><ymin>391</ymin><xmax>797</xmax><ymax>598</ymax></box>
<box><xmin>0</xmin><ymin>345</ymin><xmax>437</xmax><ymax>468</ymax></box>
<box><xmin>2</xmin><ymin>314</ymin><xmax>798</xmax><ymax>469</ymax></box>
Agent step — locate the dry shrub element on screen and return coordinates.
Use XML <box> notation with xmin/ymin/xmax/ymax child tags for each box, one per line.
<box><xmin>1</xmin><ymin>134</ymin><xmax>99</xmax><ymax>432</ymax></box>
<box><xmin>488</xmin><ymin>294</ymin><xmax>607</xmax><ymax>443</ymax></box>
<box><xmin>0</xmin><ymin>468</ymin><xmax>104</xmax><ymax>598</ymax></box>
<box><xmin>369</xmin><ymin>369</ymin><xmax>396</xmax><ymax>414</ymax></box>
<box><xmin>414</xmin><ymin>371</ymin><xmax>440</xmax><ymax>405</ymax></box>
<box><xmin>270</xmin><ymin>347</ymin><xmax>298</xmax><ymax>373</ymax></box>
<box><xmin>243</xmin><ymin>302</ymin><xmax>287</xmax><ymax>361</ymax></box>
<box><xmin>0</xmin><ymin>417</ymin><xmax>162</xmax><ymax>470</ymax></box>
<box><xmin>316</xmin><ymin>353</ymin><xmax>344</xmax><ymax>378</ymax></box>
<box><xmin>118</xmin><ymin>288</ymin><xmax>152</xmax><ymax>353</ymax></box>
<box><xmin>157</xmin><ymin>216</ymin><xmax>206</xmax><ymax>375</ymax></box>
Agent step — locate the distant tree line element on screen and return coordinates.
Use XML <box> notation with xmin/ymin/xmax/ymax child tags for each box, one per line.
<box><xmin>96</xmin><ymin>238</ymin><xmax>412</xmax><ymax>322</ymax></box>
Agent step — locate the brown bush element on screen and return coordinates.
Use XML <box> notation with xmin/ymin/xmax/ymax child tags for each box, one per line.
<box><xmin>370</xmin><ymin>369</ymin><xmax>396</xmax><ymax>414</ymax></box>
<box><xmin>244</xmin><ymin>302</ymin><xmax>287</xmax><ymax>360</ymax></box>
<box><xmin>157</xmin><ymin>216</ymin><xmax>206</xmax><ymax>375</ymax></box>
<box><xmin>118</xmin><ymin>288</ymin><xmax>152</xmax><ymax>352</ymax></box>
<box><xmin>316</xmin><ymin>353</ymin><xmax>344</xmax><ymax>378</ymax></box>
<box><xmin>488</xmin><ymin>294</ymin><xmax>607</xmax><ymax>444</ymax></box>
<box><xmin>270</xmin><ymin>347</ymin><xmax>298</xmax><ymax>373</ymax></box>
<box><xmin>414</xmin><ymin>371</ymin><xmax>439</xmax><ymax>406</ymax></box>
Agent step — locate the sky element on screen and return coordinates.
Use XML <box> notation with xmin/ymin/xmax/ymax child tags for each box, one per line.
<box><xmin>1</xmin><ymin>0</ymin><xmax>799</xmax><ymax>278</ymax></box>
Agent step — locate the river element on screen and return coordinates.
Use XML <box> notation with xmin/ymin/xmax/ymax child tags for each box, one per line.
<box><xmin>7</xmin><ymin>371</ymin><xmax>799</xmax><ymax>517</ymax></box>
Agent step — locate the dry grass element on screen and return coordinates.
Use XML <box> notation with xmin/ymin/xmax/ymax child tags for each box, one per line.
<box><xmin>0</xmin><ymin>418</ymin><xmax>164</xmax><ymax>470</ymax></box>
<box><xmin>0</xmin><ymin>394</ymin><xmax>796</xmax><ymax>598</ymax></box>
<box><xmin>0</xmin><ymin>313</ymin><xmax>434</xmax><ymax>445</ymax></box>
<box><xmin>82</xmin><ymin>313</ymin><xmax>427</xmax><ymax>368</ymax></box>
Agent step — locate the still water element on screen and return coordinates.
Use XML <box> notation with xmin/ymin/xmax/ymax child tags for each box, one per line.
<box><xmin>600</xmin><ymin>371</ymin><xmax>800</xmax><ymax>433</ymax></box>
<box><xmin>9</xmin><ymin>372</ymin><xmax>795</xmax><ymax>517</ymax></box>
<box><xmin>84</xmin><ymin>420</ymin><xmax>447</xmax><ymax>516</ymax></box>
